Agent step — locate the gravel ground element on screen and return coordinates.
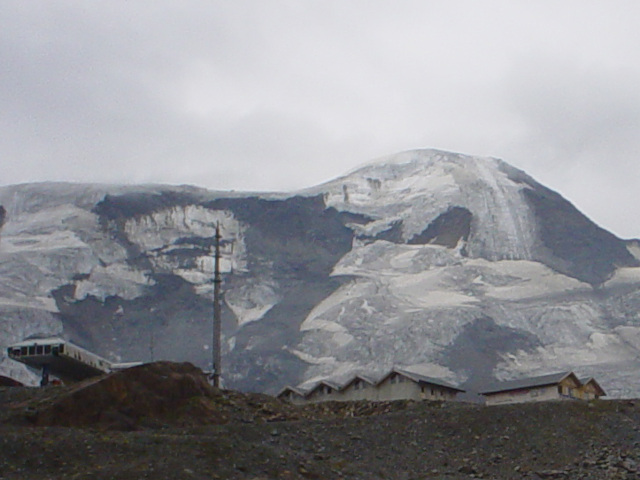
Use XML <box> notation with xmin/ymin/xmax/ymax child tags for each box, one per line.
<box><xmin>2</xmin><ymin>364</ymin><xmax>640</xmax><ymax>479</ymax></box>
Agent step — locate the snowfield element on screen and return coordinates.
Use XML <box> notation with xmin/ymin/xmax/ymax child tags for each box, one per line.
<box><xmin>1</xmin><ymin>150</ymin><xmax>640</xmax><ymax>396</ymax></box>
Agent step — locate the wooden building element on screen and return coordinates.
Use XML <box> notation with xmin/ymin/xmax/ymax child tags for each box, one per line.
<box><xmin>578</xmin><ymin>377</ymin><xmax>606</xmax><ymax>400</ymax></box>
<box><xmin>480</xmin><ymin>371</ymin><xmax>606</xmax><ymax>406</ymax></box>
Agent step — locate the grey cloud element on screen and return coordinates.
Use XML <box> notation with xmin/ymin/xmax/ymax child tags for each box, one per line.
<box><xmin>504</xmin><ymin>58</ymin><xmax>640</xmax><ymax>238</ymax></box>
<box><xmin>507</xmin><ymin>60</ymin><xmax>640</xmax><ymax>157</ymax></box>
<box><xmin>1</xmin><ymin>2</ymin><xmax>639</xmax><ymax>238</ymax></box>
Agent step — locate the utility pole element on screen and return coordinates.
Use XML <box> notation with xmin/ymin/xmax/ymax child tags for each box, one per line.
<box><xmin>149</xmin><ymin>327</ymin><xmax>155</xmax><ymax>362</ymax></box>
<box><xmin>212</xmin><ymin>223</ymin><xmax>222</xmax><ymax>388</ymax></box>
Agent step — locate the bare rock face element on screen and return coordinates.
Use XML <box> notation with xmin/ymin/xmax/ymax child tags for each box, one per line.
<box><xmin>0</xmin><ymin>150</ymin><xmax>639</xmax><ymax>397</ymax></box>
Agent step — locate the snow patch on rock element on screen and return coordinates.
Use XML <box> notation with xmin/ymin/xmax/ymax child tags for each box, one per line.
<box><xmin>288</xmin><ymin>348</ymin><xmax>337</xmax><ymax>366</ymax></box>
<box><xmin>74</xmin><ymin>264</ymin><xmax>155</xmax><ymax>301</ymax></box>
<box><xmin>124</xmin><ymin>206</ymin><xmax>248</xmax><ymax>290</ymax></box>
<box><xmin>314</xmin><ymin>150</ymin><xmax>538</xmax><ymax>261</ymax></box>
<box><xmin>0</xmin><ymin>296</ymin><xmax>58</xmax><ymax>312</ymax></box>
<box><xmin>626</xmin><ymin>241</ymin><xmax>640</xmax><ymax>261</ymax></box>
<box><xmin>225</xmin><ymin>280</ymin><xmax>281</xmax><ymax>326</ymax></box>
<box><xmin>124</xmin><ymin>206</ymin><xmax>234</xmax><ymax>250</ymax></box>
<box><xmin>471</xmin><ymin>259</ymin><xmax>590</xmax><ymax>301</ymax></box>
<box><xmin>605</xmin><ymin>267</ymin><xmax>640</xmax><ymax>287</ymax></box>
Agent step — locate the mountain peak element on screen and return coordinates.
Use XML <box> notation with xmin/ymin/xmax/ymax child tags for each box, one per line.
<box><xmin>340</xmin><ymin>148</ymin><xmax>494</xmax><ymax>180</ymax></box>
<box><xmin>313</xmin><ymin>149</ymin><xmax>538</xmax><ymax>262</ymax></box>
<box><xmin>307</xmin><ymin>148</ymin><xmax>637</xmax><ymax>284</ymax></box>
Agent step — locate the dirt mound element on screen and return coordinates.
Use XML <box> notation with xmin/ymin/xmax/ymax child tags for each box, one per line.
<box><xmin>4</xmin><ymin>361</ymin><xmax>301</xmax><ymax>429</ymax></box>
<box><xmin>0</xmin><ymin>376</ymin><xmax>23</xmax><ymax>387</ymax></box>
<box><xmin>1</xmin><ymin>362</ymin><xmax>426</xmax><ymax>430</ymax></box>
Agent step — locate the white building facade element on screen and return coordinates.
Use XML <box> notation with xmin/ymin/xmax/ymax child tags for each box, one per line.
<box><xmin>278</xmin><ymin>368</ymin><xmax>464</xmax><ymax>404</ymax></box>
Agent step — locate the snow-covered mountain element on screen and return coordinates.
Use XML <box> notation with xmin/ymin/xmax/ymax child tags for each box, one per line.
<box><xmin>1</xmin><ymin>149</ymin><xmax>639</xmax><ymax>396</ymax></box>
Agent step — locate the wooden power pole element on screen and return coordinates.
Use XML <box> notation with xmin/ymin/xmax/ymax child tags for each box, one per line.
<box><xmin>212</xmin><ymin>223</ymin><xmax>222</xmax><ymax>388</ymax></box>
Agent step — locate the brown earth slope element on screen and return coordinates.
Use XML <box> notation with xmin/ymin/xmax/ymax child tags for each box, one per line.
<box><xmin>1</xmin><ymin>362</ymin><xmax>639</xmax><ymax>479</ymax></box>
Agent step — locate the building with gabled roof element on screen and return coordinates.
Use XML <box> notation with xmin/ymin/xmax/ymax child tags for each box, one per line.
<box><xmin>337</xmin><ymin>374</ymin><xmax>377</xmax><ymax>402</ymax></box>
<box><xmin>480</xmin><ymin>371</ymin><xmax>605</xmax><ymax>405</ymax></box>
<box><xmin>579</xmin><ymin>378</ymin><xmax>606</xmax><ymax>400</ymax></box>
<box><xmin>373</xmin><ymin>368</ymin><xmax>464</xmax><ymax>402</ymax></box>
<box><xmin>277</xmin><ymin>367</ymin><xmax>464</xmax><ymax>404</ymax></box>
<box><xmin>276</xmin><ymin>386</ymin><xmax>309</xmax><ymax>405</ymax></box>
<box><xmin>302</xmin><ymin>379</ymin><xmax>343</xmax><ymax>403</ymax></box>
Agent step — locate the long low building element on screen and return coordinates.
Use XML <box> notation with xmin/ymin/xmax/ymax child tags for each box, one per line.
<box><xmin>278</xmin><ymin>368</ymin><xmax>465</xmax><ymax>404</ymax></box>
<box><xmin>7</xmin><ymin>337</ymin><xmax>141</xmax><ymax>385</ymax></box>
<box><xmin>480</xmin><ymin>371</ymin><xmax>606</xmax><ymax>406</ymax></box>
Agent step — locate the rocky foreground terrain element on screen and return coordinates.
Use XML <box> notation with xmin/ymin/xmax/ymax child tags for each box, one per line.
<box><xmin>1</xmin><ymin>362</ymin><xmax>639</xmax><ymax>480</ymax></box>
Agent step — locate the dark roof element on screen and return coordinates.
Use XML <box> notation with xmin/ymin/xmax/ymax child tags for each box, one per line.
<box><xmin>393</xmin><ymin>368</ymin><xmax>465</xmax><ymax>392</ymax></box>
<box><xmin>341</xmin><ymin>373</ymin><xmax>377</xmax><ymax>389</ymax></box>
<box><xmin>303</xmin><ymin>379</ymin><xmax>343</xmax><ymax>396</ymax></box>
<box><xmin>283</xmin><ymin>367</ymin><xmax>465</xmax><ymax>398</ymax></box>
<box><xmin>396</xmin><ymin>369</ymin><xmax>464</xmax><ymax>392</ymax></box>
<box><xmin>480</xmin><ymin>371</ymin><xmax>577</xmax><ymax>395</ymax></box>
<box><xmin>276</xmin><ymin>386</ymin><xmax>307</xmax><ymax>398</ymax></box>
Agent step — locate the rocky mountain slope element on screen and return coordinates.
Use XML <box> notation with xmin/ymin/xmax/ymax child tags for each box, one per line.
<box><xmin>1</xmin><ymin>149</ymin><xmax>639</xmax><ymax>396</ymax></box>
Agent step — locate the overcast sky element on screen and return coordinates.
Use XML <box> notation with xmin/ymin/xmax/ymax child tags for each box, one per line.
<box><xmin>1</xmin><ymin>1</ymin><xmax>639</xmax><ymax>238</ymax></box>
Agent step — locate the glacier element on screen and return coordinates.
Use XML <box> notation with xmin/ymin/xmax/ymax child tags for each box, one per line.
<box><xmin>1</xmin><ymin>149</ymin><xmax>640</xmax><ymax>398</ymax></box>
